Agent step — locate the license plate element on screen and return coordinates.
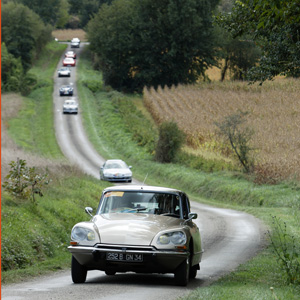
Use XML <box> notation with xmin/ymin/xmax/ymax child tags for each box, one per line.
<box><xmin>106</xmin><ymin>252</ymin><xmax>143</xmax><ymax>262</ymax></box>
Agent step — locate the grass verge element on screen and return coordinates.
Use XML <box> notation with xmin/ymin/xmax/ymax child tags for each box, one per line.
<box><xmin>1</xmin><ymin>171</ymin><xmax>108</xmax><ymax>284</ymax></box>
<box><xmin>7</xmin><ymin>41</ymin><xmax>67</xmax><ymax>158</ymax></box>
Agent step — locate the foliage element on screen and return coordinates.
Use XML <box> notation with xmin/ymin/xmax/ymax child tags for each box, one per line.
<box><xmin>16</xmin><ymin>0</ymin><xmax>65</xmax><ymax>26</ymax></box>
<box><xmin>215</xmin><ymin>30</ymin><xmax>261</xmax><ymax>81</ymax></box>
<box><xmin>68</xmin><ymin>0</ymin><xmax>112</xmax><ymax>27</ymax></box>
<box><xmin>87</xmin><ymin>0</ymin><xmax>220</xmax><ymax>92</ymax></box>
<box><xmin>175</xmin><ymin>150</ymin><xmax>236</xmax><ymax>173</ymax></box>
<box><xmin>215</xmin><ymin>0</ymin><xmax>300</xmax><ymax>82</ymax></box>
<box><xmin>1</xmin><ymin>2</ymin><xmax>52</xmax><ymax>71</ymax></box>
<box><xmin>109</xmin><ymin>92</ymin><xmax>157</xmax><ymax>154</ymax></box>
<box><xmin>2</xmin><ymin>159</ymin><xmax>50</xmax><ymax>205</ymax></box>
<box><xmin>1</xmin><ymin>173</ymin><xmax>106</xmax><ymax>277</ymax></box>
<box><xmin>56</xmin><ymin>0</ymin><xmax>71</xmax><ymax>28</ymax></box>
<box><xmin>268</xmin><ymin>216</ymin><xmax>300</xmax><ymax>285</ymax></box>
<box><xmin>215</xmin><ymin>111</ymin><xmax>254</xmax><ymax>173</ymax></box>
<box><xmin>155</xmin><ymin>121</ymin><xmax>185</xmax><ymax>163</ymax></box>
<box><xmin>1</xmin><ymin>43</ymin><xmax>38</xmax><ymax>95</ymax></box>
<box><xmin>1</xmin><ymin>43</ymin><xmax>24</xmax><ymax>92</ymax></box>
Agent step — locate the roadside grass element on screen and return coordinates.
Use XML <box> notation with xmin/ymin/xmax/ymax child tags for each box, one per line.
<box><xmin>1</xmin><ymin>172</ymin><xmax>109</xmax><ymax>284</ymax></box>
<box><xmin>2</xmin><ymin>43</ymin><xmax>300</xmax><ymax>300</ymax></box>
<box><xmin>7</xmin><ymin>41</ymin><xmax>67</xmax><ymax>158</ymax></box>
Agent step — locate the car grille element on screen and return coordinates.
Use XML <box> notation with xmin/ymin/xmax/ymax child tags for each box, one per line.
<box><xmin>94</xmin><ymin>244</ymin><xmax>156</xmax><ymax>253</ymax></box>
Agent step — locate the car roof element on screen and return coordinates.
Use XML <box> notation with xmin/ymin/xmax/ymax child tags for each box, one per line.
<box><xmin>106</xmin><ymin>159</ymin><xmax>125</xmax><ymax>163</ymax></box>
<box><xmin>102</xmin><ymin>185</ymin><xmax>181</xmax><ymax>194</ymax></box>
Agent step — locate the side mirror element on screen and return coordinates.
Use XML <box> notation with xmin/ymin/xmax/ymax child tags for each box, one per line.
<box><xmin>188</xmin><ymin>212</ymin><xmax>198</xmax><ymax>220</ymax></box>
<box><xmin>85</xmin><ymin>207</ymin><xmax>94</xmax><ymax>217</ymax></box>
<box><xmin>183</xmin><ymin>212</ymin><xmax>198</xmax><ymax>225</ymax></box>
<box><xmin>129</xmin><ymin>166</ymin><xmax>132</xmax><ymax>169</ymax></box>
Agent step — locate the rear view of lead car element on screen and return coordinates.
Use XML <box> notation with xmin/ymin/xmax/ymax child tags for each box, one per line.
<box><xmin>68</xmin><ymin>185</ymin><xmax>203</xmax><ymax>286</ymax></box>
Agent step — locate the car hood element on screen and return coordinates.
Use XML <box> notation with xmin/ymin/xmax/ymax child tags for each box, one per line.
<box><xmin>64</xmin><ymin>105</ymin><xmax>77</xmax><ymax>108</ymax></box>
<box><xmin>93</xmin><ymin>213</ymin><xmax>182</xmax><ymax>245</ymax></box>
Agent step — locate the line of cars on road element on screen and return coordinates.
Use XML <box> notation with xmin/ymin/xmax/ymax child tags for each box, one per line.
<box><xmin>57</xmin><ymin>39</ymin><xmax>79</xmax><ymax>114</ymax></box>
<box><xmin>60</xmin><ymin>39</ymin><xmax>203</xmax><ymax>287</ymax></box>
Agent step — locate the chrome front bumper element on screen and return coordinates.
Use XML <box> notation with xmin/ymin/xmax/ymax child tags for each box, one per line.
<box><xmin>68</xmin><ymin>243</ymin><xmax>190</xmax><ymax>273</ymax></box>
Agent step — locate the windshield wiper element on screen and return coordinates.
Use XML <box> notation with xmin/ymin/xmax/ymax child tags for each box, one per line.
<box><xmin>128</xmin><ymin>207</ymin><xmax>147</xmax><ymax>212</ymax></box>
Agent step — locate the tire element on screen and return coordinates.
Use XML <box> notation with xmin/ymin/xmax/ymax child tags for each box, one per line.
<box><xmin>174</xmin><ymin>258</ymin><xmax>189</xmax><ymax>286</ymax></box>
<box><xmin>71</xmin><ymin>256</ymin><xmax>87</xmax><ymax>283</ymax></box>
<box><xmin>189</xmin><ymin>264</ymin><xmax>198</xmax><ymax>279</ymax></box>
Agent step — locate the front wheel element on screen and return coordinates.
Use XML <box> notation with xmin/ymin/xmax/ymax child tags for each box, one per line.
<box><xmin>71</xmin><ymin>256</ymin><xmax>87</xmax><ymax>283</ymax></box>
<box><xmin>174</xmin><ymin>258</ymin><xmax>189</xmax><ymax>286</ymax></box>
<box><xmin>189</xmin><ymin>264</ymin><xmax>198</xmax><ymax>279</ymax></box>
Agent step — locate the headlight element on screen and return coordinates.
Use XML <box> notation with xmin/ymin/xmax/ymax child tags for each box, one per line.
<box><xmin>71</xmin><ymin>227</ymin><xmax>95</xmax><ymax>242</ymax></box>
<box><xmin>157</xmin><ymin>231</ymin><xmax>186</xmax><ymax>245</ymax></box>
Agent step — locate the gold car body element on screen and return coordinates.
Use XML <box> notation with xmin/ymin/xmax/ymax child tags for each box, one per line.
<box><xmin>68</xmin><ymin>185</ymin><xmax>203</xmax><ymax>286</ymax></box>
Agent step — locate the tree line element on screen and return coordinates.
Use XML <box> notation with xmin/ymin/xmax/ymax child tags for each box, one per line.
<box><xmin>2</xmin><ymin>0</ymin><xmax>300</xmax><ymax>94</ymax></box>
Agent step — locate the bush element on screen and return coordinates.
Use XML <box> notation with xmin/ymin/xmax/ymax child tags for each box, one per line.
<box><xmin>82</xmin><ymin>79</ymin><xmax>102</xmax><ymax>93</ymax></box>
<box><xmin>2</xmin><ymin>159</ymin><xmax>50</xmax><ymax>205</ymax></box>
<box><xmin>268</xmin><ymin>216</ymin><xmax>300</xmax><ymax>285</ymax></box>
<box><xmin>155</xmin><ymin>121</ymin><xmax>185</xmax><ymax>163</ymax></box>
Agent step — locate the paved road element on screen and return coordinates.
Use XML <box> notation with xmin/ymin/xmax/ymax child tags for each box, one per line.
<box><xmin>1</xmin><ymin>43</ymin><xmax>266</xmax><ymax>300</ymax></box>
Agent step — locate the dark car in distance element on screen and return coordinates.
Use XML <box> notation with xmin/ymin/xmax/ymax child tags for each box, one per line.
<box><xmin>59</xmin><ymin>85</ymin><xmax>74</xmax><ymax>96</ymax></box>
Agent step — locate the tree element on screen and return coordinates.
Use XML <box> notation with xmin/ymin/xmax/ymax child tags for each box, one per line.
<box><xmin>17</xmin><ymin>0</ymin><xmax>61</xmax><ymax>26</ymax></box>
<box><xmin>87</xmin><ymin>0</ymin><xmax>220</xmax><ymax>92</ymax></box>
<box><xmin>68</xmin><ymin>0</ymin><xmax>112</xmax><ymax>27</ymax></box>
<box><xmin>215</xmin><ymin>111</ymin><xmax>254</xmax><ymax>173</ymax></box>
<box><xmin>1</xmin><ymin>43</ymin><xmax>24</xmax><ymax>92</ymax></box>
<box><xmin>215</xmin><ymin>0</ymin><xmax>300</xmax><ymax>82</ymax></box>
<box><xmin>223</xmin><ymin>38</ymin><xmax>261</xmax><ymax>81</ymax></box>
<box><xmin>1</xmin><ymin>3</ymin><xmax>52</xmax><ymax>70</ymax></box>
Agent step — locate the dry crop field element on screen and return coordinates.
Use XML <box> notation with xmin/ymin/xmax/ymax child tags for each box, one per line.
<box><xmin>52</xmin><ymin>29</ymin><xmax>87</xmax><ymax>41</ymax></box>
<box><xmin>143</xmin><ymin>79</ymin><xmax>300</xmax><ymax>181</ymax></box>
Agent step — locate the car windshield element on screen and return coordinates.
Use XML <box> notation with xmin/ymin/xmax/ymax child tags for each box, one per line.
<box><xmin>65</xmin><ymin>100</ymin><xmax>75</xmax><ymax>105</ymax></box>
<box><xmin>105</xmin><ymin>161</ymin><xmax>127</xmax><ymax>169</ymax></box>
<box><xmin>99</xmin><ymin>191</ymin><xmax>181</xmax><ymax>216</ymax></box>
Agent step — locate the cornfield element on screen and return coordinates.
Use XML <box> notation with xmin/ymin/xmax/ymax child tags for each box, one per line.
<box><xmin>143</xmin><ymin>79</ymin><xmax>300</xmax><ymax>181</ymax></box>
<box><xmin>52</xmin><ymin>29</ymin><xmax>87</xmax><ymax>42</ymax></box>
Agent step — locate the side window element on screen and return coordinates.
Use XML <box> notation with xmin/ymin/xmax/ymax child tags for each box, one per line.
<box><xmin>181</xmin><ymin>193</ymin><xmax>190</xmax><ymax>219</ymax></box>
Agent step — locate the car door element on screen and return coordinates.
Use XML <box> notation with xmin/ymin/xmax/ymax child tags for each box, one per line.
<box><xmin>181</xmin><ymin>193</ymin><xmax>202</xmax><ymax>264</ymax></box>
